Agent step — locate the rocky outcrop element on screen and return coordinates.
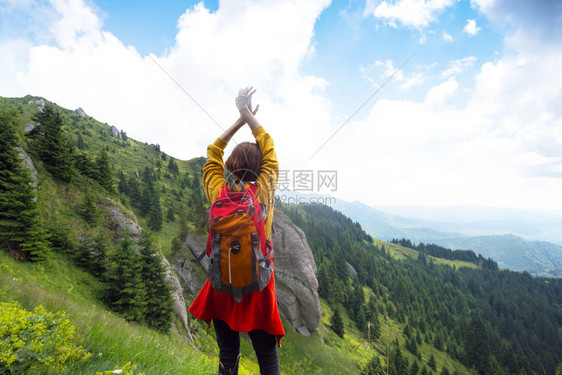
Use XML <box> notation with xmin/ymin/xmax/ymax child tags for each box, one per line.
<box><xmin>76</xmin><ymin>107</ymin><xmax>87</xmax><ymax>117</ymax></box>
<box><xmin>16</xmin><ymin>147</ymin><xmax>38</xmax><ymax>188</ymax></box>
<box><xmin>179</xmin><ymin>211</ymin><xmax>322</xmax><ymax>335</ymax></box>
<box><xmin>111</xmin><ymin>125</ymin><xmax>122</xmax><ymax>140</ymax></box>
<box><xmin>271</xmin><ymin>211</ymin><xmax>321</xmax><ymax>335</ymax></box>
<box><xmin>24</xmin><ymin>123</ymin><xmax>35</xmax><ymax>133</ymax></box>
<box><xmin>173</xmin><ymin>232</ymin><xmax>207</xmax><ymax>295</ymax></box>
<box><xmin>161</xmin><ymin>256</ymin><xmax>194</xmax><ymax>342</ymax></box>
<box><xmin>347</xmin><ymin>262</ymin><xmax>357</xmax><ymax>278</ymax></box>
<box><xmin>27</xmin><ymin>98</ymin><xmax>45</xmax><ymax>112</ymax></box>
<box><xmin>27</xmin><ymin>98</ymin><xmax>44</xmax><ymax>106</ymax></box>
<box><xmin>103</xmin><ymin>198</ymin><xmax>142</xmax><ymax>237</ymax></box>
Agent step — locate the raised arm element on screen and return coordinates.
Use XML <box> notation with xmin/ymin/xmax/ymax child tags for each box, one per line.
<box><xmin>235</xmin><ymin>87</ymin><xmax>279</xmax><ymax>233</ymax></box>
<box><xmin>204</xmin><ymin>90</ymin><xmax>260</xmax><ymax>203</ymax></box>
<box><xmin>219</xmin><ymin>98</ymin><xmax>260</xmax><ymax>144</ymax></box>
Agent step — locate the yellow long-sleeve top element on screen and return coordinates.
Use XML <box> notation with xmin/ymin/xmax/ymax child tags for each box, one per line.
<box><xmin>202</xmin><ymin>126</ymin><xmax>279</xmax><ymax>236</ymax></box>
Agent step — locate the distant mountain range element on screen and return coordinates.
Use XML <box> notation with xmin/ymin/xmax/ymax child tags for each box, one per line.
<box><xmin>331</xmin><ymin>199</ymin><xmax>562</xmax><ymax>277</ymax></box>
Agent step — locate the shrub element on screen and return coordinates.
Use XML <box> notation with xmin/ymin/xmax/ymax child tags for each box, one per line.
<box><xmin>0</xmin><ymin>300</ymin><xmax>91</xmax><ymax>374</ymax></box>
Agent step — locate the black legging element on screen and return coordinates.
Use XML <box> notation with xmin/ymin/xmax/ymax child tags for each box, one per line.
<box><xmin>213</xmin><ymin>319</ymin><xmax>280</xmax><ymax>375</ymax></box>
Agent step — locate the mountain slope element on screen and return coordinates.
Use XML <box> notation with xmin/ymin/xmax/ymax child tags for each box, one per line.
<box><xmin>432</xmin><ymin>234</ymin><xmax>562</xmax><ymax>277</ymax></box>
<box><xmin>2</xmin><ymin>96</ymin><xmax>561</xmax><ymax>374</ymax></box>
<box><xmin>0</xmin><ymin>96</ymin><xmax>416</xmax><ymax>374</ymax></box>
<box><xmin>335</xmin><ymin>199</ymin><xmax>562</xmax><ymax>277</ymax></box>
<box><xmin>280</xmin><ymin>203</ymin><xmax>562</xmax><ymax>375</ymax></box>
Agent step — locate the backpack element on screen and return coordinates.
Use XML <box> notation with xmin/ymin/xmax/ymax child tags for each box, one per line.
<box><xmin>199</xmin><ymin>180</ymin><xmax>273</xmax><ymax>302</ymax></box>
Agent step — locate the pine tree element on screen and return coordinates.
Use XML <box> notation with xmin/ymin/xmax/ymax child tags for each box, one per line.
<box><xmin>316</xmin><ymin>264</ymin><xmax>331</xmax><ymax>298</ymax></box>
<box><xmin>406</xmin><ymin>336</ymin><xmax>419</xmax><ymax>356</ymax></box>
<box><xmin>75</xmin><ymin>232</ymin><xmax>107</xmax><ymax>277</ymax></box>
<box><xmin>77</xmin><ymin>133</ymin><xmax>86</xmax><ymax>149</ymax></box>
<box><xmin>428</xmin><ymin>354</ymin><xmax>437</xmax><ymax>371</ymax></box>
<box><xmin>117</xmin><ymin>170</ymin><xmax>127</xmax><ymax>194</ymax></box>
<box><xmin>330</xmin><ymin>306</ymin><xmax>345</xmax><ymax>338</ymax></box>
<box><xmin>147</xmin><ymin>195</ymin><xmax>163</xmax><ymax>231</ymax></box>
<box><xmin>95</xmin><ymin>148</ymin><xmax>114</xmax><ymax>193</ymax></box>
<box><xmin>178</xmin><ymin>206</ymin><xmax>189</xmax><ymax>240</ymax></box>
<box><xmin>138</xmin><ymin>232</ymin><xmax>174</xmax><ymax>332</ymax></box>
<box><xmin>127</xmin><ymin>176</ymin><xmax>141</xmax><ymax>205</ymax></box>
<box><xmin>31</xmin><ymin>104</ymin><xmax>74</xmax><ymax>182</ymax></box>
<box><xmin>410</xmin><ymin>361</ymin><xmax>420</xmax><ymax>375</ymax></box>
<box><xmin>167</xmin><ymin>157</ymin><xmax>179</xmax><ymax>173</ymax></box>
<box><xmin>79</xmin><ymin>191</ymin><xmax>99</xmax><ymax>225</ymax></box>
<box><xmin>0</xmin><ymin>108</ymin><xmax>49</xmax><ymax>262</ymax></box>
<box><xmin>390</xmin><ymin>344</ymin><xmax>409</xmax><ymax>375</ymax></box>
<box><xmin>365</xmin><ymin>355</ymin><xmax>384</xmax><ymax>375</ymax></box>
<box><xmin>74</xmin><ymin>153</ymin><xmax>97</xmax><ymax>179</ymax></box>
<box><xmin>464</xmin><ymin>318</ymin><xmax>490</xmax><ymax>374</ymax></box>
<box><xmin>355</xmin><ymin>306</ymin><xmax>367</xmax><ymax>333</ymax></box>
<box><xmin>104</xmin><ymin>235</ymin><xmax>147</xmax><ymax>322</ymax></box>
<box><xmin>166</xmin><ymin>207</ymin><xmax>175</xmax><ymax>222</ymax></box>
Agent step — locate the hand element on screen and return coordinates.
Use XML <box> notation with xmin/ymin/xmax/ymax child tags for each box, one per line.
<box><xmin>235</xmin><ymin>86</ymin><xmax>257</xmax><ymax>114</ymax></box>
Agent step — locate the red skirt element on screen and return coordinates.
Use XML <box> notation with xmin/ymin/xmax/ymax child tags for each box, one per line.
<box><xmin>188</xmin><ymin>275</ymin><xmax>285</xmax><ymax>345</ymax></box>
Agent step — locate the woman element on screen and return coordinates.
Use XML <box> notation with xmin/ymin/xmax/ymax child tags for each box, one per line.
<box><xmin>188</xmin><ymin>87</ymin><xmax>284</xmax><ymax>375</ymax></box>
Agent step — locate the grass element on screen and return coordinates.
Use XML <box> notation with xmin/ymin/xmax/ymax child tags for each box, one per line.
<box><xmin>0</xmin><ymin>251</ymin><xmax>215</xmax><ymax>375</ymax></box>
<box><xmin>373</xmin><ymin>238</ymin><xmax>478</xmax><ymax>270</ymax></box>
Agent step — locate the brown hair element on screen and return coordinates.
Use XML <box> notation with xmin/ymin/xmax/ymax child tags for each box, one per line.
<box><xmin>225</xmin><ymin>142</ymin><xmax>262</xmax><ymax>182</ymax></box>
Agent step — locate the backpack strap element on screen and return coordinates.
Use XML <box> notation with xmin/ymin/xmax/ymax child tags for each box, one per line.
<box><xmin>257</xmin><ymin>203</ymin><xmax>267</xmax><ymax>222</ymax></box>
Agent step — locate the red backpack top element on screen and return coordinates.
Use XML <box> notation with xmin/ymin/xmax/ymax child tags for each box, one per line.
<box><xmin>199</xmin><ymin>181</ymin><xmax>273</xmax><ymax>303</ymax></box>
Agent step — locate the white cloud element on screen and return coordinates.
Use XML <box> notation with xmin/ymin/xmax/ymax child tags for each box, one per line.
<box><xmin>2</xmin><ymin>0</ymin><xmax>562</xmax><ymax>212</ymax></box>
<box><xmin>3</xmin><ymin>0</ymin><xmax>333</xmax><ymax>171</ymax></box>
<box><xmin>360</xmin><ymin>59</ymin><xmax>425</xmax><ymax>90</ymax></box>
<box><xmin>364</xmin><ymin>0</ymin><xmax>453</xmax><ymax>28</ymax></box>
<box><xmin>327</xmin><ymin>5</ymin><xmax>562</xmax><ymax>210</ymax></box>
<box><xmin>425</xmin><ymin>77</ymin><xmax>458</xmax><ymax>106</ymax></box>
<box><xmin>441</xmin><ymin>56</ymin><xmax>477</xmax><ymax>78</ymax></box>
<box><xmin>463</xmin><ymin>19</ymin><xmax>481</xmax><ymax>35</ymax></box>
<box><xmin>442</xmin><ymin>32</ymin><xmax>453</xmax><ymax>42</ymax></box>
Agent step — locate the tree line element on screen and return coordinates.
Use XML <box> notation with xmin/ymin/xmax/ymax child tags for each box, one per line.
<box><xmin>280</xmin><ymin>203</ymin><xmax>562</xmax><ymax>375</ymax></box>
<box><xmin>390</xmin><ymin>238</ymin><xmax>498</xmax><ymax>270</ymax></box>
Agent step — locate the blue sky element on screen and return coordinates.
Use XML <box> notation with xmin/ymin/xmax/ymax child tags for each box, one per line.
<box><xmin>1</xmin><ymin>0</ymin><xmax>561</xmax><ymax>214</ymax></box>
<box><xmin>93</xmin><ymin>0</ymin><xmax>501</xmax><ymax>114</ymax></box>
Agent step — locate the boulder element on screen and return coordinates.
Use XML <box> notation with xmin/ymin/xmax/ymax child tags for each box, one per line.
<box><xmin>111</xmin><ymin>125</ymin><xmax>122</xmax><ymax>140</ymax></box>
<box><xmin>15</xmin><ymin>147</ymin><xmax>38</xmax><ymax>189</ymax></box>
<box><xmin>103</xmin><ymin>198</ymin><xmax>141</xmax><ymax>237</ymax></box>
<box><xmin>271</xmin><ymin>211</ymin><xmax>321</xmax><ymax>334</ymax></box>
<box><xmin>24</xmin><ymin>123</ymin><xmax>35</xmax><ymax>133</ymax></box>
<box><xmin>161</xmin><ymin>256</ymin><xmax>194</xmax><ymax>342</ymax></box>
<box><xmin>76</xmin><ymin>107</ymin><xmax>87</xmax><ymax>117</ymax></box>
<box><xmin>347</xmin><ymin>262</ymin><xmax>358</xmax><ymax>278</ymax></box>
<box><xmin>173</xmin><ymin>232</ymin><xmax>207</xmax><ymax>295</ymax></box>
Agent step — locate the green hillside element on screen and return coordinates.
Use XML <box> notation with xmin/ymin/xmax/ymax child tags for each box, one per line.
<box><xmin>1</xmin><ymin>96</ymin><xmax>561</xmax><ymax>375</ymax></box>
<box><xmin>280</xmin><ymin>203</ymin><xmax>562</xmax><ymax>375</ymax></box>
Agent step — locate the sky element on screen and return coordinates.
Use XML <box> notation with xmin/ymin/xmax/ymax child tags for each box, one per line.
<box><xmin>1</xmin><ymin>0</ymin><xmax>562</xmax><ymax>215</ymax></box>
